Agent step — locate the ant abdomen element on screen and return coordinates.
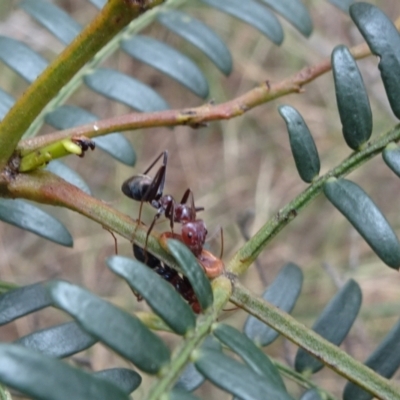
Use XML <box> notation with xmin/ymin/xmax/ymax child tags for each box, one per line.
<box><xmin>121</xmin><ymin>174</ymin><xmax>153</xmax><ymax>202</ymax></box>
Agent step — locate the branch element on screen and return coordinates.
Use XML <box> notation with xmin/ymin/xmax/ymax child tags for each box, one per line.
<box><xmin>17</xmin><ymin>40</ymin><xmax>372</xmax><ymax>158</ymax></box>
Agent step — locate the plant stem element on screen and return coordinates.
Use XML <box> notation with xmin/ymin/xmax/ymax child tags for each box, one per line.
<box><xmin>17</xmin><ymin>38</ymin><xmax>373</xmax><ymax>157</ymax></box>
<box><xmin>228</xmin><ymin>124</ymin><xmax>400</xmax><ymax>276</ymax></box>
<box><xmin>0</xmin><ymin>0</ymin><xmax>164</xmax><ymax>170</ymax></box>
<box><xmin>231</xmin><ymin>282</ymin><xmax>400</xmax><ymax>400</ymax></box>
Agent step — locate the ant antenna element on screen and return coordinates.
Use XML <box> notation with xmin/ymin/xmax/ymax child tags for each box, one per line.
<box><xmin>219</xmin><ymin>226</ymin><xmax>224</xmax><ymax>259</ymax></box>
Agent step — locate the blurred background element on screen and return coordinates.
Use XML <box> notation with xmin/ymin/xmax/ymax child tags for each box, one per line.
<box><xmin>0</xmin><ymin>0</ymin><xmax>400</xmax><ymax>398</ymax></box>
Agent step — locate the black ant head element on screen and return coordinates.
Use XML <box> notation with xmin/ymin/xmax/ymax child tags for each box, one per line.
<box><xmin>121</xmin><ymin>174</ymin><xmax>152</xmax><ymax>202</ymax></box>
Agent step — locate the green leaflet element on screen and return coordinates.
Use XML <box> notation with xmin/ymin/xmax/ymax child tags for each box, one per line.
<box><xmin>93</xmin><ymin>369</ymin><xmax>141</xmax><ymax>395</ymax></box>
<box><xmin>244</xmin><ymin>262</ymin><xmax>303</xmax><ymax>346</ymax></box>
<box><xmin>0</xmin><ymin>36</ymin><xmax>47</xmax><ymax>82</ymax></box>
<box><xmin>324</xmin><ymin>178</ymin><xmax>400</xmax><ymax>269</ymax></box>
<box><xmin>15</xmin><ymin>321</ymin><xmax>97</xmax><ymax>358</ymax></box>
<box><xmin>193</xmin><ymin>349</ymin><xmax>294</xmax><ymax>400</ymax></box>
<box><xmin>200</xmin><ymin>0</ymin><xmax>283</xmax><ymax>45</ymax></box>
<box><xmin>157</xmin><ymin>11</ymin><xmax>232</xmax><ymax>75</ymax></box>
<box><xmin>20</xmin><ymin>0</ymin><xmax>81</xmax><ymax>45</ymax></box>
<box><xmin>107</xmin><ymin>255</ymin><xmax>196</xmax><ymax>335</ymax></box>
<box><xmin>48</xmin><ymin>280</ymin><xmax>170</xmax><ymax>374</ymax></box>
<box><xmin>0</xmin><ymin>282</ymin><xmax>51</xmax><ymax>325</ymax></box>
<box><xmin>350</xmin><ymin>3</ymin><xmax>400</xmax><ymax>119</ymax></box>
<box><xmin>0</xmin><ymin>199</ymin><xmax>73</xmax><ymax>247</ymax></box>
<box><xmin>331</xmin><ymin>44</ymin><xmax>372</xmax><ymax>150</ymax></box>
<box><xmin>213</xmin><ymin>323</ymin><xmax>286</xmax><ymax>391</ymax></box>
<box><xmin>383</xmin><ymin>143</ymin><xmax>400</xmax><ymax>178</ymax></box>
<box><xmin>122</xmin><ymin>35</ymin><xmax>209</xmax><ymax>99</ymax></box>
<box><xmin>84</xmin><ymin>68</ymin><xmax>169</xmax><ymax>112</ymax></box>
<box><xmin>279</xmin><ymin>105</ymin><xmax>320</xmax><ymax>183</ymax></box>
<box><xmin>0</xmin><ymin>344</ymin><xmax>129</xmax><ymax>400</ymax></box>
<box><xmin>259</xmin><ymin>0</ymin><xmax>313</xmax><ymax>37</ymax></box>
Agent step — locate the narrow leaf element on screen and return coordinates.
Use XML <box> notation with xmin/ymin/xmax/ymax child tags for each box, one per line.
<box><xmin>84</xmin><ymin>68</ymin><xmax>169</xmax><ymax>112</ymax></box>
<box><xmin>193</xmin><ymin>349</ymin><xmax>293</xmax><ymax>400</ymax></box>
<box><xmin>0</xmin><ymin>344</ymin><xmax>129</xmax><ymax>400</ymax></box>
<box><xmin>20</xmin><ymin>0</ymin><xmax>81</xmax><ymax>45</ymax></box>
<box><xmin>343</xmin><ymin>318</ymin><xmax>400</xmax><ymax>400</ymax></box>
<box><xmin>175</xmin><ymin>336</ymin><xmax>221</xmax><ymax>392</ymax></box>
<box><xmin>48</xmin><ymin>280</ymin><xmax>170</xmax><ymax>374</ymax></box>
<box><xmin>260</xmin><ymin>0</ymin><xmax>313</xmax><ymax>37</ymax></box>
<box><xmin>332</xmin><ymin>44</ymin><xmax>372</xmax><ymax>150</ymax></box>
<box><xmin>0</xmin><ymin>199</ymin><xmax>73</xmax><ymax>247</ymax></box>
<box><xmin>45</xmin><ymin>105</ymin><xmax>136</xmax><ymax>166</ymax></box>
<box><xmin>0</xmin><ymin>36</ymin><xmax>47</xmax><ymax>82</ymax></box>
<box><xmin>122</xmin><ymin>35</ymin><xmax>209</xmax><ymax>98</ymax></box>
<box><xmin>107</xmin><ymin>255</ymin><xmax>196</xmax><ymax>335</ymax></box>
<box><xmin>383</xmin><ymin>144</ymin><xmax>400</xmax><ymax>181</ymax></box>
<box><xmin>157</xmin><ymin>11</ymin><xmax>232</xmax><ymax>75</ymax></box>
<box><xmin>324</xmin><ymin>178</ymin><xmax>400</xmax><ymax>269</ymax></box>
<box><xmin>94</xmin><ymin>368</ymin><xmax>141</xmax><ymax>395</ymax></box>
<box><xmin>350</xmin><ymin>3</ymin><xmax>400</xmax><ymax>119</ymax></box>
<box><xmin>213</xmin><ymin>323</ymin><xmax>286</xmax><ymax>390</ymax></box>
<box><xmin>244</xmin><ymin>262</ymin><xmax>303</xmax><ymax>346</ymax></box>
<box><xmin>295</xmin><ymin>279</ymin><xmax>362</xmax><ymax>373</ymax></box>
<box><xmin>15</xmin><ymin>321</ymin><xmax>97</xmax><ymax>358</ymax></box>
<box><xmin>167</xmin><ymin>240</ymin><xmax>213</xmax><ymax>312</ymax></box>
<box><xmin>200</xmin><ymin>0</ymin><xmax>283</xmax><ymax>45</ymax></box>
<box><xmin>0</xmin><ymin>88</ymin><xmax>14</xmax><ymax>120</ymax></box>
<box><xmin>0</xmin><ymin>282</ymin><xmax>51</xmax><ymax>326</ymax></box>
<box><xmin>279</xmin><ymin>105</ymin><xmax>320</xmax><ymax>183</ymax></box>
<box><xmin>46</xmin><ymin>161</ymin><xmax>91</xmax><ymax>195</ymax></box>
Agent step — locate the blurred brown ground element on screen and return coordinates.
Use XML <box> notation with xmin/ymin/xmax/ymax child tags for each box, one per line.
<box><xmin>0</xmin><ymin>0</ymin><xmax>400</xmax><ymax>398</ymax></box>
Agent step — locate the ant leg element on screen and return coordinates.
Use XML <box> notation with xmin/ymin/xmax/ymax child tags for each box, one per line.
<box><xmin>145</xmin><ymin>210</ymin><xmax>163</xmax><ymax>247</ymax></box>
<box><xmin>143</xmin><ymin>150</ymin><xmax>168</xmax><ymax>175</ymax></box>
<box><xmin>165</xmin><ymin>201</ymin><xmax>175</xmax><ymax>233</ymax></box>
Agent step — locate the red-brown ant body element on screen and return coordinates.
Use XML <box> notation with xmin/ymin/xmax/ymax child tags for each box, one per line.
<box><xmin>121</xmin><ymin>151</ymin><xmax>207</xmax><ymax>256</ymax></box>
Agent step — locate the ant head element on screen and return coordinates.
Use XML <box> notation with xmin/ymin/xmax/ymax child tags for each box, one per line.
<box><xmin>181</xmin><ymin>220</ymin><xmax>207</xmax><ymax>257</ymax></box>
<box><xmin>121</xmin><ymin>174</ymin><xmax>152</xmax><ymax>201</ymax></box>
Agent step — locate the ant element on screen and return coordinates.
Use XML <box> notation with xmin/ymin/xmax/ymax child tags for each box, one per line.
<box><xmin>133</xmin><ymin>244</ymin><xmax>201</xmax><ymax>313</ymax></box>
<box><xmin>121</xmin><ymin>151</ymin><xmax>207</xmax><ymax>256</ymax></box>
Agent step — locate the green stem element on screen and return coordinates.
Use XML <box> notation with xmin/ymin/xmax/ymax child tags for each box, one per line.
<box><xmin>0</xmin><ymin>0</ymin><xmax>164</xmax><ymax>170</ymax></box>
<box><xmin>229</xmin><ymin>124</ymin><xmax>400</xmax><ymax>276</ymax></box>
<box><xmin>231</xmin><ymin>282</ymin><xmax>400</xmax><ymax>400</ymax></box>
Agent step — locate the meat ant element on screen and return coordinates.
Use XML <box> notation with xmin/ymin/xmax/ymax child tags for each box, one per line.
<box><xmin>121</xmin><ymin>151</ymin><xmax>207</xmax><ymax>256</ymax></box>
<box><xmin>133</xmin><ymin>244</ymin><xmax>201</xmax><ymax>313</ymax></box>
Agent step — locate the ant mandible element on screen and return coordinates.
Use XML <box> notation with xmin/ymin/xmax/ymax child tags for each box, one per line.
<box><xmin>121</xmin><ymin>151</ymin><xmax>208</xmax><ymax>256</ymax></box>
